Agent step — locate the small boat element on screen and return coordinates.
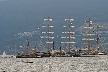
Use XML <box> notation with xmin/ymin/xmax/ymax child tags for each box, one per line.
<box><xmin>21</xmin><ymin>60</ymin><xmax>33</xmax><ymax>63</ymax></box>
<box><xmin>25</xmin><ymin>62</ymin><xmax>33</xmax><ymax>63</ymax></box>
<box><xmin>98</xmin><ymin>52</ymin><xmax>105</xmax><ymax>55</ymax></box>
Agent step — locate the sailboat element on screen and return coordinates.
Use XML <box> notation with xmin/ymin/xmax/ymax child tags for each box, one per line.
<box><xmin>1</xmin><ymin>51</ymin><xmax>16</xmax><ymax>58</ymax></box>
<box><xmin>1</xmin><ymin>51</ymin><xmax>7</xmax><ymax>58</ymax></box>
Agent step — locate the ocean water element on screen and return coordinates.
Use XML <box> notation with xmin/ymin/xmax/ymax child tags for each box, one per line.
<box><xmin>0</xmin><ymin>56</ymin><xmax>108</xmax><ymax>72</ymax></box>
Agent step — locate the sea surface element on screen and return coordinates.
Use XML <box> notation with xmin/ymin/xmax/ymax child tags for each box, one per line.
<box><xmin>0</xmin><ymin>55</ymin><xmax>108</xmax><ymax>72</ymax></box>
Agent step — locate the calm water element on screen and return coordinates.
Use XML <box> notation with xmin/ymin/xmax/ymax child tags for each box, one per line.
<box><xmin>0</xmin><ymin>56</ymin><xmax>108</xmax><ymax>72</ymax></box>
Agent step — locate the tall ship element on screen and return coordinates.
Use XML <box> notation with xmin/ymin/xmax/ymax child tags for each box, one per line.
<box><xmin>16</xmin><ymin>39</ymin><xmax>44</xmax><ymax>58</ymax></box>
<box><xmin>82</xmin><ymin>18</ymin><xmax>98</xmax><ymax>55</ymax></box>
<box><xmin>80</xmin><ymin>18</ymin><xmax>103</xmax><ymax>56</ymax></box>
<box><xmin>16</xmin><ymin>17</ymin><xmax>54</xmax><ymax>58</ymax></box>
<box><xmin>60</xmin><ymin>17</ymin><xmax>78</xmax><ymax>57</ymax></box>
<box><xmin>61</xmin><ymin>17</ymin><xmax>75</xmax><ymax>51</ymax></box>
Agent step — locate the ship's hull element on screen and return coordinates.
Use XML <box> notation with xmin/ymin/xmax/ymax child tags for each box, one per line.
<box><xmin>16</xmin><ymin>52</ymin><xmax>51</xmax><ymax>58</ymax></box>
<box><xmin>16</xmin><ymin>55</ymin><xmax>42</xmax><ymax>58</ymax></box>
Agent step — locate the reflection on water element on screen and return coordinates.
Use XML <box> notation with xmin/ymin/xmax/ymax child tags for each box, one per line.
<box><xmin>0</xmin><ymin>56</ymin><xmax>108</xmax><ymax>72</ymax></box>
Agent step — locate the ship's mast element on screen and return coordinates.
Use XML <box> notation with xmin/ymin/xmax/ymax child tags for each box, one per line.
<box><xmin>26</xmin><ymin>39</ymin><xmax>30</xmax><ymax>55</ymax></box>
<box><xmin>41</xmin><ymin>17</ymin><xmax>54</xmax><ymax>53</ymax></box>
<box><xmin>35</xmin><ymin>36</ymin><xmax>38</xmax><ymax>52</ymax></box>
<box><xmin>91</xmin><ymin>24</ymin><xmax>101</xmax><ymax>53</ymax></box>
<box><xmin>20</xmin><ymin>39</ymin><xmax>36</xmax><ymax>53</ymax></box>
<box><xmin>61</xmin><ymin>17</ymin><xmax>75</xmax><ymax>53</ymax></box>
<box><xmin>95</xmin><ymin>24</ymin><xmax>99</xmax><ymax>51</ymax></box>
<box><xmin>85</xmin><ymin>18</ymin><xmax>93</xmax><ymax>54</ymax></box>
